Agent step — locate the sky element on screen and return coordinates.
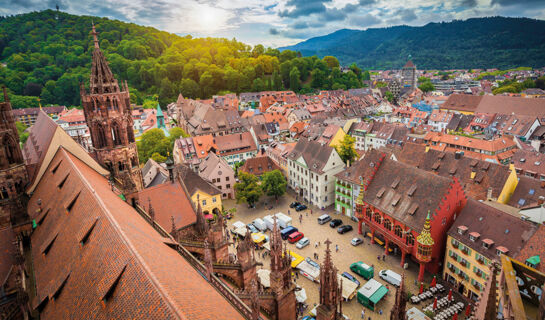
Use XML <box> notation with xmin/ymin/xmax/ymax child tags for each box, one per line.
<box><xmin>1</xmin><ymin>0</ymin><xmax>545</xmax><ymax>47</ymax></box>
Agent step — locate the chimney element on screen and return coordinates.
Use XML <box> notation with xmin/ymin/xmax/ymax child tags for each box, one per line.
<box><xmin>454</xmin><ymin>151</ymin><xmax>461</xmax><ymax>159</ymax></box>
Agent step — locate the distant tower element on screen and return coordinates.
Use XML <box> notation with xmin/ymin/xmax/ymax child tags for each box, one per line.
<box><xmin>387</xmin><ymin>80</ymin><xmax>401</xmax><ymax>104</ymax></box>
<box><xmin>416</xmin><ymin>212</ymin><xmax>434</xmax><ymax>282</ymax></box>
<box><xmin>80</xmin><ymin>24</ymin><xmax>143</xmax><ymax>195</ymax></box>
<box><xmin>316</xmin><ymin>239</ymin><xmax>342</xmax><ymax>320</ymax></box>
<box><xmin>269</xmin><ymin>217</ymin><xmax>296</xmax><ymax>320</ymax></box>
<box><xmin>401</xmin><ymin>56</ymin><xmax>417</xmax><ymax>89</ymax></box>
<box><xmin>0</xmin><ymin>87</ymin><xmax>30</xmax><ymax>231</ymax></box>
<box><xmin>156</xmin><ymin>103</ymin><xmax>166</xmax><ymax>129</ymax></box>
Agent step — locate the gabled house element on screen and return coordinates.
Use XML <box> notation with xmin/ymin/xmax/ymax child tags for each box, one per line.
<box><xmin>198</xmin><ymin>152</ymin><xmax>236</xmax><ymax>199</ymax></box>
<box><xmin>287</xmin><ymin>138</ymin><xmax>344</xmax><ymax>209</ymax></box>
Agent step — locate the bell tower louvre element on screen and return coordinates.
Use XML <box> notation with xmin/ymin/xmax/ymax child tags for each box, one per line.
<box><xmin>80</xmin><ymin>24</ymin><xmax>143</xmax><ymax>195</ymax></box>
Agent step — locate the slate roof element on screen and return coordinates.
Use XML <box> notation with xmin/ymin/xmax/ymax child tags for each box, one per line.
<box><xmin>362</xmin><ymin>158</ymin><xmax>454</xmax><ymax>231</ymax></box>
<box><xmin>29</xmin><ymin>148</ymin><xmax>243</xmax><ymax>319</ymax></box>
<box><xmin>476</xmin><ymin>95</ymin><xmax>545</xmax><ymax>119</ymax></box>
<box><xmin>448</xmin><ymin>198</ymin><xmax>538</xmax><ymax>260</ymax></box>
<box><xmin>394</xmin><ymin>146</ymin><xmax>511</xmax><ymax>201</ymax></box>
<box><xmin>176</xmin><ymin>165</ymin><xmax>221</xmax><ymax>197</ymax></box>
<box><xmin>287</xmin><ymin>137</ymin><xmax>335</xmax><ymax>174</ymax></box>
<box><xmin>239</xmin><ymin>156</ymin><xmax>281</xmax><ymax>176</ymax></box>
<box><xmin>507</xmin><ymin>176</ymin><xmax>545</xmax><ymax>209</ymax></box>
<box><xmin>335</xmin><ymin>149</ymin><xmax>387</xmax><ymax>185</ymax></box>
<box><xmin>445</xmin><ymin>113</ymin><xmax>474</xmax><ymax>131</ymax></box>
<box><xmin>511</xmin><ymin>149</ymin><xmax>545</xmax><ymax>178</ymax></box>
<box><xmin>23</xmin><ymin>110</ymin><xmax>58</xmax><ymax>179</ymax></box>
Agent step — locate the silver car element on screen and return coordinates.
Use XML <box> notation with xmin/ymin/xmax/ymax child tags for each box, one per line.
<box><xmin>350</xmin><ymin>237</ymin><xmax>363</xmax><ymax>246</ymax></box>
<box><xmin>296</xmin><ymin>237</ymin><xmax>310</xmax><ymax>249</ymax></box>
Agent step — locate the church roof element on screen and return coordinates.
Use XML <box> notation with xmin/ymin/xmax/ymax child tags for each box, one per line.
<box><xmin>28</xmin><ymin>147</ymin><xmax>244</xmax><ymax>319</ymax></box>
<box><xmin>403</xmin><ymin>60</ymin><xmax>415</xmax><ymax>68</ymax></box>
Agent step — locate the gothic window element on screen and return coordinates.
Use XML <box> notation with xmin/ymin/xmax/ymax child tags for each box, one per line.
<box><xmin>1</xmin><ymin>187</ymin><xmax>8</xmax><ymax>200</ymax></box>
<box><xmin>384</xmin><ymin>219</ymin><xmax>392</xmax><ymax>231</ymax></box>
<box><xmin>112</xmin><ymin>98</ymin><xmax>119</xmax><ymax>111</ymax></box>
<box><xmin>374</xmin><ymin>212</ymin><xmax>381</xmax><ymax>224</ymax></box>
<box><xmin>127</xmin><ymin>123</ymin><xmax>135</xmax><ymax>143</ymax></box>
<box><xmin>395</xmin><ymin>225</ymin><xmax>403</xmax><ymax>238</ymax></box>
<box><xmin>95</xmin><ymin>124</ymin><xmax>107</xmax><ymax>148</ymax></box>
<box><xmin>2</xmin><ymin>134</ymin><xmax>21</xmax><ymax>165</ymax></box>
<box><xmin>131</xmin><ymin>157</ymin><xmax>137</xmax><ymax>168</ymax></box>
<box><xmin>118</xmin><ymin>162</ymin><xmax>124</xmax><ymax>172</ymax></box>
<box><xmin>106</xmin><ymin>97</ymin><xmax>112</xmax><ymax>110</ymax></box>
<box><xmin>406</xmin><ymin>233</ymin><xmax>415</xmax><ymax>246</ymax></box>
<box><xmin>111</xmin><ymin>122</ymin><xmax>122</xmax><ymax>146</ymax></box>
<box><xmin>418</xmin><ymin>243</ymin><xmax>431</xmax><ymax>256</ymax></box>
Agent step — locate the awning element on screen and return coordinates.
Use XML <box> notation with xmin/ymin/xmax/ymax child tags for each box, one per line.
<box><xmin>295</xmin><ymin>288</ymin><xmax>307</xmax><ymax>303</ymax></box>
<box><xmin>369</xmin><ymin>286</ymin><xmax>389</xmax><ymax>304</ymax></box>
<box><xmin>251</xmin><ymin>233</ymin><xmax>266</xmax><ymax>243</ymax></box>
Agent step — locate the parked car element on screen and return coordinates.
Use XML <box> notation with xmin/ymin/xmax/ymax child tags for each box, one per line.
<box><xmin>288</xmin><ymin>232</ymin><xmax>304</xmax><ymax>244</ymax></box>
<box><xmin>350</xmin><ymin>261</ymin><xmax>374</xmax><ymax>280</ymax></box>
<box><xmin>247</xmin><ymin>223</ymin><xmax>259</xmax><ymax>234</ymax></box>
<box><xmin>337</xmin><ymin>225</ymin><xmax>353</xmax><ymax>234</ymax></box>
<box><xmin>341</xmin><ymin>271</ymin><xmax>360</xmax><ymax>286</ymax></box>
<box><xmin>350</xmin><ymin>237</ymin><xmax>363</xmax><ymax>246</ymax></box>
<box><xmin>301</xmin><ymin>316</ymin><xmax>315</xmax><ymax>320</ymax></box>
<box><xmin>317</xmin><ymin>214</ymin><xmax>331</xmax><ymax>225</ymax></box>
<box><xmin>329</xmin><ymin>219</ymin><xmax>343</xmax><ymax>228</ymax></box>
<box><xmin>252</xmin><ymin>218</ymin><xmax>267</xmax><ymax>231</ymax></box>
<box><xmin>290</xmin><ymin>201</ymin><xmax>301</xmax><ymax>208</ymax></box>
<box><xmin>379</xmin><ymin>269</ymin><xmax>402</xmax><ymax>287</ymax></box>
<box><xmin>305</xmin><ymin>257</ymin><xmax>320</xmax><ymax>270</ymax></box>
<box><xmin>296</xmin><ymin>237</ymin><xmax>310</xmax><ymax>249</ymax></box>
<box><xmin>280</xmin><ymin>226</ymin><xmax>298</xmax><ymax>240</ymax></box>
<box><xmin>295</xmin><ymin>204</ymin><xmax>307</xmax><ymax>212</ymax></box>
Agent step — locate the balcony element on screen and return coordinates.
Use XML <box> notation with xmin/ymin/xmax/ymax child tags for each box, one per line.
<box><xmin>477</xmin><ymin>258</ymin><xmax>485</xmax><ymax>265</ymax></box>
<box><xmin>461</xmin><ymin>248</ymin><xmax>470</xmax><ymax>255</ymax></box>
<box><xmin>459</xmin><ymin>260</ymin><xmax>468</xmax><ymax>268</ymax></box>
<box><xmin>474</xmin><ymin>269</ymin><xmax>483</xmax><ymax>277</ymax></box>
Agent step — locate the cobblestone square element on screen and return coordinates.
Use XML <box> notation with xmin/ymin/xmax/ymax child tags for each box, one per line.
<box><xmin>225</xmin><ymin>191</ymin><xmax>434</xmax><ymax>319</ymax></box>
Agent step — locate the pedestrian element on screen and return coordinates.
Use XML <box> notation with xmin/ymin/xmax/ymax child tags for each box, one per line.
<box><xmin>288</xmin><ymin>209</ymin><xmax>290</xmax><ymax>216</ymax></box>
<box><xmin>311</xmin><ymin>209</ymin><xmax>313</xmax><ymax>215</ymax></box>
<box><xmin>335</xmin><ymin>245</ymin><xmax>339</xmax><ymax>252</ymax></box>
<box><xmin>318</xmin><ymin>241</ymin><xmax>320</xmax><ymax>246</ymax></box>
<box><xmin>316</xmin><ymin>253</ymin><xmax>319</xmax><ymax>260</ymax></box>
<box><xmin>382</xmin><ymin>254</ymin><xmax>385</xmax><ymax>261</ymax></box>
<box><xmin>368</xmin><ymin>317</ymin><xmax>371</xmax><ymax>320</ymax></box>
<box><xmin>306</xmin><ymin>211</ymin><xmax>308</xmax><ymax>217</ymax></box>
<box><xmin>296</xmin><ymin>272</ymin><xmax>299</xmax><ymax>279</ymax></box>
<box><xmin>361</xmin><ymin>309</ymin><xmax>365</xmax><ymax>319</ymax></box>
<box><xmin>379</xmin><ymin>309</ymin><xmax>383</xmax><ymax>315</ymax></box>
<box><xmin>315</xmin><ymin>242</ymin><xmax>318</xmax><ymax>248</ymax></box>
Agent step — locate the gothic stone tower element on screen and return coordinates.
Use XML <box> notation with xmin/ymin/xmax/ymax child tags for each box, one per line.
<box><xmin>80</xmin><ymin>25</ymin><xmax>143</xmax><ymax>195</ymax></box>
<box><xmin>317</xmin><ymin>239</ymin><xmax>342</xmax><ymax>320</ymax></box>
<box><xmin>0</xmin><ymin>87</ymin><xmax>30</xmax><ymax>230</ymax></box>
<box><xmin>269</xmin><ymin>217</ymin><xmax>296</xmax><ymax>320</ymax></box>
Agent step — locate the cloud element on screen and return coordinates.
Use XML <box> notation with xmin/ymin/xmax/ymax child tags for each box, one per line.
<box><xmin>279</xmin><ymin>0</ymin><xmax>331</xmax><ymax>18</ymax></box>
<box><xmin>491</xmin><ymin>0</ymin><xmax>544</xmax><ymax>5</ymax></box>
<box><xmin>290</xmin><ymin>21</ymin><xmax>309</xmax><ymax>29</ymax></box>
<box><xmin>398</xmin><ymin>9</ymin><xmax>417</xmax><ymax>22</ymax></box>
<box><xmin>348</xmin><ymin>13</ymin><xmax>382</xmax><ymax>27</ymax></box>
<box><xmin>321</xmin><ymin>8</ymin><xmax>346</xmax><ymax>21</ymax></box>
<box><xmin>269</xmin><ymin>28</ymin><xmax>280</xmax><ymax>35</ymax></box>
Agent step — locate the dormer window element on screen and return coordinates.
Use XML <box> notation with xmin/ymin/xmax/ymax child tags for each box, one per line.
<box><xmin>457</xmin><ymin>226</ymin><xmax>468</xmax><ymax>235</ymax></box>
<box><xmin>482</xmin><ymin>239</ymin><xmax>494</xmax><ymax>249</ymax></box>
<box><xmin>496</xmin><ymin>246</ymin><xmax>508</xmax><ymax>256</ymax></box>
<box><xmin>469</xmin><ymin>232</ymin><xmax>480</xmax><ymax>242</ymax></box>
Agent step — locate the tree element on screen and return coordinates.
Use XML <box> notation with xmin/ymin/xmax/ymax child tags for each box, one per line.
<box><xmin>136</xmin><ymin>128</ymin><xmax>170</xmax><ymax>163</ymax></box>
<box><xmin>234</xmin><ymin>172</ymin><xmax>262</xmax><ymax>207</ymax></box>
<box><xmin>418</xmin><ymin>81</ymin><xmax>435</xmax><ymax>92</ymax></box>
<box><xmin>15</xmin><ymin>121</ymin><xmax>29</xmax><ymax>144</ymax></box>
<box><xmin>362</xmin><ymin>70</ymin><xmax>371</xmax><ymax>81</ymax></box>
<box><xmin>151</xmin><ymin>152</ymin><xmax>167</xmax><ymax>163</ymax></box>
<box><xmin>335</xmin><ymin>134</ymin><xmax>358</xmax><ymax>164</ymax></box>
<box><xmin>261</xmin><ymin>170</ymin><xmax>287</xmax><ymax>201</ymax></box>
<box><xmin>384</xmin><ymin>91</ymin><xmax>394</xmax><ymax>102</ymax></box>
<box><xmin>323</xmin><ymin>56</ymin><xmax>339</xmax><ymax>69</ymax></box>
<box><xmin>289</xmin><ymin>67</ymin><xmax>301</xmax><ymax>92</ymax></box>
<box><xmin>180</xmin><ymin>78</ymin><xmax>200</xmax><ymax>99</ymax></box>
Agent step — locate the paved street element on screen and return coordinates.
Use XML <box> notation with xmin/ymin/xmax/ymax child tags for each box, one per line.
<box><xmin>224</xmin><ymin>191</ymin><xmax>434</xmax><ymax>319</ymax></box>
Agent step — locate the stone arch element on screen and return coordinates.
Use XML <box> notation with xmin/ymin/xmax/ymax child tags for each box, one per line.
<box><xmin>94</xmin><ymin>123</ymin><xmax>107</xmax><ymax>148</ymax></box>
<box><xmin>118</xmin><ymin>161</ymin><xmax>125</xmax><ymax>172</ymax></box>
<box><xmin>127</xmin><ymin>122</ymin><xmax>135</xmax><ymax>143</ymax></box>
<box><xmin>111</xmin><ymin>121</ymin><xmax>123</xmax><ymax>146</ymax></box>
<box><xmin>1</xmin><ymin>133</ymin><xmax>22</xmax><ymax>165</ymax></box>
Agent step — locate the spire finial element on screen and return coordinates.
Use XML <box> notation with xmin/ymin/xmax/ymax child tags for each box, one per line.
<box><xmin>91</xmin><ymin>23</ymin><xmax>99</xmax><ymax>49</ymax></box>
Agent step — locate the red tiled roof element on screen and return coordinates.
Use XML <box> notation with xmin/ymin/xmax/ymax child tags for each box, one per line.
<box><xmin>28</xmin><ymin>148</ymin><xmax>244</xmax><ymax>319</ymax></box>
<box><xmin>518</xmin><ymin>225</ymin><xmax>545</xmax><ymax>273</ymax></box>
<box><xmin>239</xmin><ymin>156</ymin><xmax>281</xmax><ymax>176</ymax></box>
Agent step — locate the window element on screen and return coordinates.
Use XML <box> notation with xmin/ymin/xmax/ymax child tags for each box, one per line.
<box><xmin>395</xmin><ymin>225</ymin><xmax>403</xmax><ymax>238</ymax></box>
<box><xmin>226</xmin><ymin>184</ymin><xmax>230</xmax><ymax>189</ymax></box>
<box><xmin>217</xmin><ymin>177</ymin><xmax>221</xmax><ymax>182</ymax></box>
<box><xmin>202</xmin><ymin>200</ymin><xmax>207</xmax><ymax>206</ymax></box>
<box><xmin>212</xmin><ymin>197</ymin><xmax>216</xmax><ymax>203</ymax></box>
<box><xmin>226</xmin><ymin>177</ymin><xmax>229</xmax><ymax>181</ymax></box>
<box><xmin>325</xmin><ymin>186</ymin><xmax>327</xmax><ymax>192</ymax></box>
<box><xmin>325</xmin><ymin>175</ymin><xmax>328</xmax><ymax>181</ymax></box>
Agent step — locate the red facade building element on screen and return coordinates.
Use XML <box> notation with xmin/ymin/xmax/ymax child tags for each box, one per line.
<box><xmin>354</xmin><ymin>155</ymin><xmax>466</xmax><ymax>281</ymax></box>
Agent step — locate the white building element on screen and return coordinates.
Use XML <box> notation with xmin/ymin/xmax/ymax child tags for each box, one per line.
<box><xmin>287</xmin><ymin>138</ymin><xmax>344</xmax><ymax>209</ymax></box>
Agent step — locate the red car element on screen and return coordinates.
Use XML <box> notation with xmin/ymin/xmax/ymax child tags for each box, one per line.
<box><xmin>288</xmin><ymin>231</ymin><xmax>304</xmax><ymax>243</ymax></box>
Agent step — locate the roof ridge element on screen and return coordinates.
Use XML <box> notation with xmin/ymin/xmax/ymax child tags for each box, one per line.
<box><xmin>62</xmin><ymin>148</ymin><xmax>187</xmax><ymax>319</ymax></box>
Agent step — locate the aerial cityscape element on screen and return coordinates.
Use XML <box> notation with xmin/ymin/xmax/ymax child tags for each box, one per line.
<box><xmin>1</xmin><ymin>1</ymin><xmax>545</xmax><ymax>320</ymax></box>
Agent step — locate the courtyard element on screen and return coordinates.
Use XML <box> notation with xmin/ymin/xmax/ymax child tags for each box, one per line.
<box><xmin>224</xmin><ymin>191</ymin><xmax>437</xmax><ymax>320</ymax></box>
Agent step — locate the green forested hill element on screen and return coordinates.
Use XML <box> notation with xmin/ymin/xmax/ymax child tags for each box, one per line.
<box><xmin>280</xmin><ymin>17</ymin><xmax>545</xmax><ymax>70</ymax></box>
<box><xmin>0</xmin><ymin>10</ymin><xmax>362</xmax><ymax>108</ymax></box>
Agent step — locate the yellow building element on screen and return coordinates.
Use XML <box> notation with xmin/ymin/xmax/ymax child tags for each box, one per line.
<box><xmin>497</xmin><ymin>164</ymin><xmax>518</xmax><ymax>204</ymax></box>
<box><xmin>442</xmin><ymin>199</ymin><xmax>538</xmax><ymax>301</ymax></box>
<box><xmin>177</xmin><ymin>166</ymin><xmax>223</xmax><ymax>215</ymax></box>
<box><xmin>328</xmin><ymin>127</ymin><xmax>346</xmax><ymax>148</ymax></box>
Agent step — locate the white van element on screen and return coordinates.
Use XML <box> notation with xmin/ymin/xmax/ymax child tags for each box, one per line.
<box><xmin>317</xmin><ymin>214</ymin><xmax>332</xmax><ymax>225</ymax></box>
<box><xmin>252</xmin><ymin>218</ymin><xmax>267</xmax><ymax>231</ymax></box>
<box><xmin>275</xmin><ymin>212</ymin><xmax>292</xmax><ymax>229</ymax></box>
<box><xmin>263</xmin><ymin>215</ymin><xmax>275</xmax><ymax>231</ymax></box>
<box><xmin>379</xmin><ymin>269</ymin><xmax>402</xmax><ymax>287</ymax></box>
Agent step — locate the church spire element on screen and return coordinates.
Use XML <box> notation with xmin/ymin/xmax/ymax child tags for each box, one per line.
<box><xmin>472</xmin><ymin>260</ymin><xmax>499</xmax><ymax>320</ymax></box>
<box><xmin>91</xmin><ymin>23</ymin><xmax>99</xmax><ymax>49</ymax></box>
<box><xmin>390</xmin><ymin>273</ymin><xmax>407</xmax><ymax>320</ymax></box>
<box><xmin>88</xmin><ymin>24</ymin><xmax>119</xmax><ymax>94</ymax></box>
